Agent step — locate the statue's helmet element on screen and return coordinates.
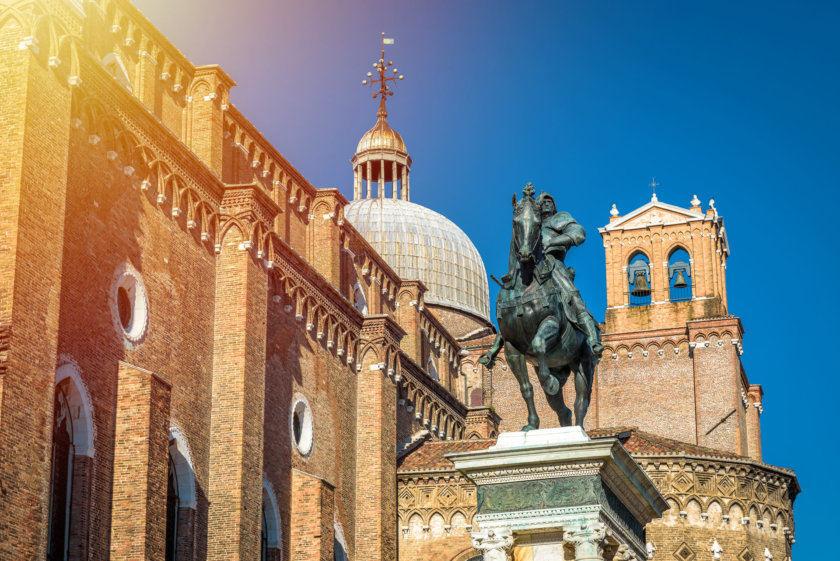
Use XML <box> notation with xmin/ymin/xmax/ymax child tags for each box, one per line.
<box><xmin>536</xmin><ymin>192</ymin><xmax>557</xmax><ymax>216</ymax></box>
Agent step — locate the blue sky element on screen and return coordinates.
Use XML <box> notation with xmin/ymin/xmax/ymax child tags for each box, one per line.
<box><xmin>134</xmin><ymin>0</ymin><xmax>838</xmax><ymax>554</ymax></box>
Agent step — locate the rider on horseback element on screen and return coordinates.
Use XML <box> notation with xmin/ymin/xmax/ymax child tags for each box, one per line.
<box><xmin>535</xmin><ymin>191</ymin><xmax>604</xmax><ymax>357</ymax></box>
<box><xmin>481</xmin><ymin>184</ymin><xmax>601</xmax><ymax>428</ymax></box>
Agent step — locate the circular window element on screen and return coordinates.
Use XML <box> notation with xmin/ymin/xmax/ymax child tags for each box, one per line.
<box><xmin>290</xmin><ymin>393</ymin><xmax>314</xmax><ymax>457</ymax></box>
<box><xmin>111</xmin><ymin>264</ymin><xmax>149</xmax><ymax>344</ymax></box>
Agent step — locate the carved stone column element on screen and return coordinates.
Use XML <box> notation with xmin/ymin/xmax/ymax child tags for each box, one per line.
<box><xmin>366</xmin><ymin>161</ymin><xmax>372</xmax><ymax>198</ymax></box>
<box><xmin>563</xmin><ymin>522</ymin><xmax>607</xmax><ymax>561</ymax></box>
<box><xmin>471</xmin><ymin>528</ymin><xmax>515</xmax><ymax>561</ymax></box>
<box><xmin>379</xmin><ymin>159</ymin><xmax>386</xmax><ymax>198</ymax></box>
<box><xmin>392</xmin><ymin>160</ymin><xmax>398</xmax><ymax>198</ymax></box>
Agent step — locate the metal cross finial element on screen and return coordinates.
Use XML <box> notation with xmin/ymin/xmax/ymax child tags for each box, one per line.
<box><xmin>649</xmin><ymin>177</ymin><xmax>660</xmax><ymax>202</ymax></box>
<box><xmin>361</xmin><ymin>33</ymin><xmax>404</xmax><ymax>109</ymax></box>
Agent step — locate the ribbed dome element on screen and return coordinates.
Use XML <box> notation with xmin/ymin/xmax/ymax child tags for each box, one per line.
<box><xmin>344</xmin><ymin>198</ymin><xmax>490</xmax><ymax>321</ymax></box>
<box><xmin>356</xmin><ymin>117</ymin><xmax>407</xmax><ymax>153</ymax></box>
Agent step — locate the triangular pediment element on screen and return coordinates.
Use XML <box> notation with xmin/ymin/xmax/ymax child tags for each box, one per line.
<box><xmin>603</xmin><ymin>201</ymin><xmax>705</xmax><ymax>231</ymax></box>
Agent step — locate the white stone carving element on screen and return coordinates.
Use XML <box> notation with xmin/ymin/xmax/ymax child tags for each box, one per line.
<box><xmin>711</xmin><ymin>539</ymin><xmax>723</xmax><ymax>559</ymax></box>
<box><xmin>564</xmin><ymin>522</ymin><xmax>607</xmax><ymax>561</ymax></box>
<box><xmin>471</xmin><ymin>528</ymin><xmax>514</xmax><ymax>561</ymax></box>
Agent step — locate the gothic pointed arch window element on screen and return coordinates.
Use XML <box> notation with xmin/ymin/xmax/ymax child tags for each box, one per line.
<box><xmin>668</xmin><ymin>248</ymin><xmax>692</xmax><ymax>302</ymax></box>
<box><xmin>353</xmin><ymin>283</ymin><xmax>368</xmax><ymax>315</ymax></box>
<box><xmin>262</xmin><ymin>475</ymin><xmax>282</xmax><ymax>561</ymax></box>
<box><xmin>48</xmin><ymin>366</ymin><xmax>94</xmax><ymax>561</ymax></box>
<box><xmin>166</xmin><ymin>428</ymin><xmax>197</xmax><ymax>561</ymax></box>
<box><xmin>102</xmin><ymin>52</ymin><xmax>132</xmax><ymax>92</ymax></box>
<box><xmin>165</xmin><ymin>456</ymin><xmax>180</xmax><ymax>561</ymax></box>
<box><xmin>261</xmin><ymin>505</ymin><xmax>268</xmax><ymax>561</ymax></box>
<box><xmin>427</xmin><ymin>356</ymin><xmax>439</xmax><ymax>382</ymax></box>
<box><xmin>628</xmin><ymin>252</ymin><xmax>651</xmax><ymax>307</ymax></box>
<box><xmin>47</xmin><ymin>383</ymin><xmax>74</xmax><ymax>561</ymax></box>
<box><xmin>334</xmin><ymin>519</ymin><xmax>348</xmax><ymax>561</ymax></box>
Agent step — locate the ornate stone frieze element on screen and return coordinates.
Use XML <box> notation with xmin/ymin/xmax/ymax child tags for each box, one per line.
<box><xmin>468</xmin><ymin>462</ymin><xmax>603</xmax><ymax>486</ymax></box>
<box><xmin>638</xmin><ymin>457</ymin><xmax>796</xmax><ymax>539</ymax></box>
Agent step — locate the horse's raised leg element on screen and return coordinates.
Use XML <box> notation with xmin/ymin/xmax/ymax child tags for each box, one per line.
<box><xmin>573</xmin><ymin>357</ymin><xmax>595</xmax><ymax>426</ymax></box>
<box><xmin>532</xmin><ymin>316</ymin><xmax>561</xmax><ymax>395</ymax></box>
<box><xmin>544</xmin><ymin>365</ymin><xmax>573</xmax><ymax>426</ymax></box>
<box><xmin>505</xmin><ymin>341</ymin><xmax>540</xmax><ymax>431</ymax></box>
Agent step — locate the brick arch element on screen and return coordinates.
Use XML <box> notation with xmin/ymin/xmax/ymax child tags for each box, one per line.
<box><xmin>666</xmin><ymin>242</ymin><xmax>692</xmax><ymax>259</ymax></box>
<box><xmin>627</xmin><ymin>248</ymin><xmax>651</xmax><ymax>263</ymax></box>
<box><xmin>727</xmin><ymin>500</ymin><xmax>746</xmax><ymax>526</ymax></box>
<box><xmin>219</xmin><ymin>217</ymin><xmax>245</xmax><ymax>246</ymax></box>
<box><xmin>0</xmin><ymin>6</ymin><xmax>32</xmax><ymax>35</ymax></box>
<box><xmin>55</xmin><ymin>363</ymin><xmax>94</xmax><ymax>457</ymax></box>
<box><xmin>450</xmin><ymin>548</ymin><xmax>481</xmax><ymax>561</ymax></box>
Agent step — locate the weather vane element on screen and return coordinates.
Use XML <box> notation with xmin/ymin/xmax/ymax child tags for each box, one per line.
<box><xmin>362</xmin><ymin>32</ymin><xmax>404</xmax><ymax>102</ymax></box>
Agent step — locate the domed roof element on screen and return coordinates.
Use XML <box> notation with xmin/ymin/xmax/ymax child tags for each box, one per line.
<box><xmin>344</xmin><ymin>198</ymin><xmax>490</xmax><ymax>321</ymax></box>
<box><xmin>356</xmin><ymin>114</ymin><xmax>407</xmax><ymax>153</ymax></box>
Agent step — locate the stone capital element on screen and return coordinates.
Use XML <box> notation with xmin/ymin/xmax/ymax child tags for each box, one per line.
<box><xmin>563</xmin><ymin>522</ymin><xmax>607</xmax><ymax>561</ymax></box>
<box><xmin>616</xmin><ymin>544</ymin><xmax>638</xmax><ymax>561</ymax></box>
<box><xmin>471</xmin><ymin>528</ymin><xmax>515</xmax><ymax>561</ymax></box>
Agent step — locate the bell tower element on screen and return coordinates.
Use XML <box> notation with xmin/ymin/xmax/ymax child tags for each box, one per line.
<box><xmin>599</xmin><ymin>193</ymin><xmax>730</xmax><ymax>332</ymax></box>
<box><xmin>593</xmin><ymin>192</ymin><xmax>763</xmax><ymax>461</ymax></box>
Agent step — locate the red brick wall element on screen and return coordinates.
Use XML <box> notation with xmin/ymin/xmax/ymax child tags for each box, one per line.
<box><xmin>0</xmin><ymin>19</ymin><xmax>72</xmax><ymax>559</ymax></box>
<box><xmin>207</xmin><ymin>226</ymin><xmax>267</xmax><ymax>560</ymax></box>
<box><xmin>56</xmin><ymin>109</ymin><xmax>219</xmax><ymax>560</ymax></box>
<box><xmin>290</xmin><ymin>470</ymin><xmax>335</xmax><ymax>561</ymax></box>
<box><xmin>264</xmin><ymin>294</ymin><xmax>361</xmax><ymax>561</ymax></box>
<box><xmin>355</xmin><ymin>318</ymin><xmax>401</xmax><ymax>561</ymax></box>
<box><xmin>109</xmin><ymin>364</ymin><xmax>171</xmax><ymax>560</ymax></box>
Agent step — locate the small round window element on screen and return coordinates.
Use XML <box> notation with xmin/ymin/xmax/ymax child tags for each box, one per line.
<box><xmin>290</xmin><ymin>394</ymin><xmax>314</xmax><ymax>457</ymax></box>
<box><xmin>111</xmin><ymin>264</ymin><xmax>149</xmax><ymax>344</ymax></box>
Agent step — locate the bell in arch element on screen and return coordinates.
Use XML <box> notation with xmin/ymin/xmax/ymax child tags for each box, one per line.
<box><xmin>631</xmin><ymin>272</ymin><xmax>650</xmax><ymax>297</ymax></box>
<box><xmin>673</xmin><ymin>269</ymin><xmax>689</xmax><ymax>288</ymax></box>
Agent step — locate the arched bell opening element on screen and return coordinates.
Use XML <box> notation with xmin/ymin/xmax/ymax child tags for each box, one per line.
<box><xmin>627</xmin><ymin>252</ymin><xmax>651</xmax><ymax>307</ymax></box>
<box><xmin>668</xmin><ymin>247</ymin><xmax>693</xmax><ymax>302</ymax></box>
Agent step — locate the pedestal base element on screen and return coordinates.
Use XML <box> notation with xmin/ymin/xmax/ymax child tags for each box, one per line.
<box><xmin>448</xmin><ymin>428</ymin><xmax>666</xmax><ymax>561</ymax></box>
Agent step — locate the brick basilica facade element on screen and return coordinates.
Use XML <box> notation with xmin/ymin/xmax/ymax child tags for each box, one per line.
<box><xmin>0</xmin><ymin>1</ymin><xmax>797</xmax><ymax>561</ymax></box>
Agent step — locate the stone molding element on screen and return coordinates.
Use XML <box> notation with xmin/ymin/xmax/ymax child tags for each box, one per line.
<box><xmin>467</xmin><ymin>462</ymin><xmax>603</xmax><ymax>485</ymax></box>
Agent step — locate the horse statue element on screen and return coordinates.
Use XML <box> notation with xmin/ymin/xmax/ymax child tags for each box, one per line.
<box><xmin>479</xmin><ymin>185</ymin><xmax>601</xmax><ymax>431</ymax></box>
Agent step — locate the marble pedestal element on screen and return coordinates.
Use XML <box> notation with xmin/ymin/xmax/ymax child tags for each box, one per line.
<box><xmin>447</xmin><ymin>427</ymin><xmax>667</xmax><ymax>561</ymax></box>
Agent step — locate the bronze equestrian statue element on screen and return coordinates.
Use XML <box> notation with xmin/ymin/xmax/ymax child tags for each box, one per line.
<box><xmin>479</xmin><ymin>183</ymin><xmax>603</xmax><ymax>431</ymax></box>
